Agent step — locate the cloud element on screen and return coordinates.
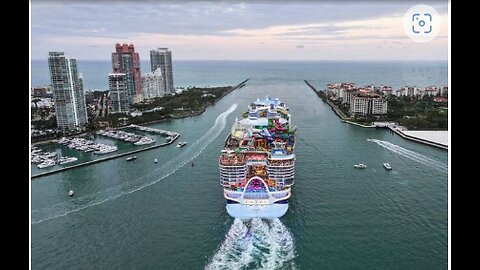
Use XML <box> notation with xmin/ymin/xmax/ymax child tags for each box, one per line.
<box><xmin>31</xmin><ymin>1</ymin><xmax>448</xmax><ymax>60</ymax></box>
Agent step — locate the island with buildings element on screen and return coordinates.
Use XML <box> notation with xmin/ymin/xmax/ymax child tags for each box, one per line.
<box><xmin>305</xmin><ymin>80</ymin><xmax>448</xmax><ymax>149</ymax></box>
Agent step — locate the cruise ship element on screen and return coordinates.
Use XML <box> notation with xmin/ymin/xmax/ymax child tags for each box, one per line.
<box><xmin>219</xmin><ymin>96</ymin><xmax>296</xmax><ymax>219</ymax></box>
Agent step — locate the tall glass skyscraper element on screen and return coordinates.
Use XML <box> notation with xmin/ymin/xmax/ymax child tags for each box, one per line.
<box><xmin>150</xmin><ymin>48</ymin><xmax>174</xmax><ymax>94</ymax></box>
<box><xmin>111</xmin><ymin>43</ymin><xmax>142</xmax><ymax>104</ymax></box>
<box><xmin>48</xmin><ymin>51</ymin><xmax>88</xmax><ymax>133</ymax></box>
<box><xmin>108</xmin><ymin>73</ymin><xmax>129</xmax><ymax>113</ymax></box>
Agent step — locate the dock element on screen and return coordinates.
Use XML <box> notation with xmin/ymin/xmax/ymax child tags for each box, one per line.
<box><xmin>388</xmin><ymin>128</ymin><xmax>448</xmax><ymax>150</ymax></box>
<box><xmin>31</xmin><ymin>133</ymin><xmax>180</xmax><ymax>179</ymax></box>
<box><xmin>128</xmin><ymin>124</ymin><xmax>179</xmax><ymax>136</ymax></box>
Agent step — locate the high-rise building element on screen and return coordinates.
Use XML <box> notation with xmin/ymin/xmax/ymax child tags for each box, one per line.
<box><xmin>108</xmin><ymin>73</ymin><xmax>129</xmax><ymax>113</ymax></box>
<box><xmin>150</xmin><ymin>48</ymin><xmax>174</xmax><ymax>93</ymax></box>
<box><xmin>48</xmin><ymin>51</ymin><xmax>88</xmax><ymax>133</ymax></box>
<box><xmin>111</xmin><ymin>43</ymin><xmax>142</xmax><ymax>104</ymax></box>
<box><xmin>349</xmin><ymin>95</ymin><xmax>388</xmax><ymax>116</ymax></box>
<box><xmin>141</xmin><ymin>69</ymin><xmax>166</xmax><ymax>99</ymax></box>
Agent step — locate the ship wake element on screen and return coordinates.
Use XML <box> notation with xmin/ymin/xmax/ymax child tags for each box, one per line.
<box><xmin>367</xmin><ymin>139</ymin><xmax>447</xmax><ymax>174</ymax></box>
<box><xmin>32</xmin><ymin>104</ymin><xmax>238</xmax><ymax>225</ymax></box>
<box><xmin>205</xmin><ymin>218</ymin><xmax>296</xmax><ymax>270</ymax></box>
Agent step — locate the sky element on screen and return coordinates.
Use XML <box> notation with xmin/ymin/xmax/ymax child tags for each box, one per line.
<box><xmin>30</xmin><ymin>0</ymin><xmax>449</xmax><ymax>61</ymax></box>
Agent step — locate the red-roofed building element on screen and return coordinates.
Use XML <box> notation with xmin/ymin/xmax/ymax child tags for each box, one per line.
<box><xmin>433</xmin><ymin>97</ymin><xmax>448</xmax><ymax>103</ymax></box>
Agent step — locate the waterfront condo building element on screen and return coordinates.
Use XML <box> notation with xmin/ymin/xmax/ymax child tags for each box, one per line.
<box><xmin>141</xmin><ymin>68</ymin><xmax>167</xmax><ymax>99</ymax></box>
<box><xmin>111</xmin><ymin>43</ymin><xmax>142</xmax><ymax>104</ymax></box>
<box><xmin>108</xmin><ymin>73</ymin><xmax>129</xmax><ymax>113</ymax></box>
<box><xmin>350</xmin><ymin>94</ymin><xmax>388</xmax><ymax>116</ymax></box>
<box><xmin>150</xmin><ymin>48</ymin><xmax>174</xmax><ymax>94</ymax></box>
<box><xmin>48</xmin><ymin>51</ymin><xmax>88</xmax><ymax>133</ymax></box>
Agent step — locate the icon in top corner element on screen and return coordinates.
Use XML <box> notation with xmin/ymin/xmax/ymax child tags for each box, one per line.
<box><xmin>403</xmin><ymin>5</ymin><xmax>441</xmax><ymax>43</ymax></box>
<box><xmin>412</xmin><ymin>13</ymin><xmax>433</xmax><ymax>34</ymax></box>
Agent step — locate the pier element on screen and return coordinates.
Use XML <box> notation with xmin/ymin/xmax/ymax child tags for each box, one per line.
<box><xmin>388</xmin><ymin>127</ymin><xmax>448</xmax><ymax>150</ymax></box>
<box><xmin>305</xmin><ymin>80</ymin><xmax>352</xmax><ymax>121</ymax></box>
<box><xmin>31</xmin><ymin>133</ymin><xmax>180</xmax><ymax>179</ymax></box>
<box><xmin>129</xmin><ymin>124</ymin><xmax>179</xmax><ymax>136</ymax></box>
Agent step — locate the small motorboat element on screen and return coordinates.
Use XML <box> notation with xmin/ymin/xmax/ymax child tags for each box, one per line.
<box><xmin>126</xmin><ymin>156</ymin><xmax>137</xmax><ymax>161</ymax></box>
<box><xmin>154</xmin><ymin>158</ymin><xmax>158</xmax><ymax>163</ymax></box>
<box><xmin>383</xmin><ymin>163</ymin><xmax>392</xmax><ymax>170</ymax></box>
<box><xmin>354</xmin><ymin>163</ymin><xmax>367</xmax><ymax>169</ymax></box>
<box><xmin>69</xmin><ymin>190</ymin><xmax>74</xmax><ymax>197</ymax></box>
<box><xmin>177</xmin><ymin>142</ymin><xmax>187</xmax><ymax>148</ymax></box>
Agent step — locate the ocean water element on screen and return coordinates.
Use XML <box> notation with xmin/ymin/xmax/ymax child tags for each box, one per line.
<box><xmin>31</xmin><ymin>60</ymin><xmax>447</xmax><ymax>90</ymax></box>
<box><xmin>31</xmin><ymin>61</ymin><xmax>448</xmax><ymax>269</ymax></box>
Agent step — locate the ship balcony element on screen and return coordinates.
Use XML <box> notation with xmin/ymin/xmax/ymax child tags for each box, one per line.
<box><xmin>267</xmin><ymin>168</ymin><xmax>295</xmax><ymax>174</ymax></box>
<box><xmin>220</xmin><ymin>166</ymin><xmax>247</xmax><ymax>171</ymax></box>
<box><xmin>267</xmin><ymin>172</ymin><xmax>295</xmax><ymax>178</ymax></box>
<box><xmin>269</xmin><ymin>177</ymin><xmax>295</xmax><ymax>187</ymax></box>
<box><xmin>270</xmin><ymin>190</ymin><xmax>291</xmax><ymax>199</ymax></box>
<box><xmin>267</xmin><ymin>160</ymin><xmax>295</xmax><ymax>166</ymax></box>
<box><xmin>220</xmin><ymin>170</ymin><xmax>247</xmax><ymax>176</ymax></box>
<box><xmin>219</xmin><ymin>162</ymin><xmax>246</xmax><ymax>167</ymax></box>
<box><xmin>243</xmin><ymin>193</ymin><xmax>270</xmax><ymax>199</ymax></box>
<box><xmin>224</xmin><ymin>190</ymin><xmax>242</xmax><ymax>199</ymax></box>
<box><xmin>220</xmin><ymin>175</ymin><xmax>246</xmax><ymax>180</ymax></box>
<box><xmin>224</xmin><ymin>189</ymin><xmax>291</xmax><ymax>202</ymax></box>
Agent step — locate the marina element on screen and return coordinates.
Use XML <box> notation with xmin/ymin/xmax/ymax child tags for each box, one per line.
<box><xmin>31</xmin><ymin>132</ymin><xmax>180</xmax><ymax>179</ymax></box>
<box><xmin>31</xmin><ymin>146</ymin><xmax>80</xmax><ymax>168</ymax></box>
<box><xmin>97</xmin><ymin>129</ymin><xmax>157</xmax><ymax>145</ymax></box>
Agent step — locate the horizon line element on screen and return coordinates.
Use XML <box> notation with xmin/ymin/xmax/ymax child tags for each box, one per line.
<box><xmin>31</xmin><ymin>58</ymin><xmax>448</xmax><ymax>62</ymax></box>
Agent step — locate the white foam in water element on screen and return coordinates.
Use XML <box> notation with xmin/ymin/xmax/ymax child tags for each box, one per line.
<box><xmin>367</xmin><ymin>139</ymin><xmax>447</xmax><ymax>173</ymax></box>
<box><xmin>32</xmin><ymin>104</ymin><xmax>238</xmax><ymax>225</ymax></box>
<box><xmin>205</xmin><ymin>218</ymin><xmax>296</xmax><ymax>270</ymax></box>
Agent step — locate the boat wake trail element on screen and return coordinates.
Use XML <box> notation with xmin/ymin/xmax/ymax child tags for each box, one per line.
<box><xmin>32</xmin><ymin>104</ymin><xmax>238</xmax><ymax>225</ymax></box>
<box><xmin>205</xmin><ymin>218</ymin><xmax>296</xmax><ymax>270</ymax></box>
<box><xmin>367</xmin><ymin>139</ymin><xmax>447</xmax><ymax>174</ymax></box>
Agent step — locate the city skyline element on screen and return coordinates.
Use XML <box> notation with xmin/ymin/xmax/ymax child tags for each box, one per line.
<box><xmin>31</xmin><ymin>1</ymin><xmax>448</xmax><ymax>61</ymax></box>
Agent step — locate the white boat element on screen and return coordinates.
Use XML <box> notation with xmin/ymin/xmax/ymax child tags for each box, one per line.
<box><xmin>354</xmin><ymin>163</ymin><xmax>367</xmax><ymax>169</ymax></box>
<box><xmin>177</xmin><ymin>141</ymin><xmax>187</xmax><ymax>148</ymax></box>
<box><xmin>57</xmin><ymin>156</ymin><xmax>78</xmax><ymax>165</ymax></box>
<box><xmin>37</xmin><ymin>160</ymin><xmax>56</xmax><ymax>169</ymax></box>
<box><xmin>134</xmin><ymin>136</ymin><xmax>156</xmax><ymax>145</ymax></box>
<box><xmin>154</xmin><ymin>158</ymin><xmax>158</xmax><ymax>163</ymax></box>
<box><xmin>94</xmin><ymin>146</ymin><xmax>118</xmax><ymax>154</ymax></box>
<box><xmin>69</xmin><ymin>190</ymin><xmax>74</xmax><ymax>196</ymax></box>
<box><xmin>126</xmin><ymin>156</ymin><xmax>137</xmax><ymax>161</ymax></box>
<box><xmin>383</xmin><ymin>163</ymin><xmax>392</xmax><ymax>170</ymax></box>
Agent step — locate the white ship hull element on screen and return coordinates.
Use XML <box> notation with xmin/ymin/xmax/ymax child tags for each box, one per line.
<box><xmin>226</xmin><ymin>203</ymin><xmax>289</xmax><ymax>219</ymax></box>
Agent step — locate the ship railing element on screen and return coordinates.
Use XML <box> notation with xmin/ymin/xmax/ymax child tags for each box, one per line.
<box><xmin>225</xmin><ymin>191</ymin><xmax>242</xmax><ymax>198</ymax></box>
<box><xmin>267</xmin><ymin>160</ymin><xmax>294</xmax><ymax>166</ymax></box>
<box><xmin>243</xmin><ymin>193</ymin><xmax>270</xmax><ymax>199</ymax></box>
<box><xmin>219</xmin><ymin>161</ymin><xmax>247</xmax><ymax>166</ymax></box>
<box><xmin>267</xmin><ymin>168</ymin><xmax>295</xmax><ymax>173</ymax></box>
<box><xmin>267</xmin><ymin>170</ymin><xmax>295</xmax><ymax>176</ymax></box>
<box><xmin>270</xmin><ymin>192</ymin><xmax>289</xmax><ymax>198</ymax></box>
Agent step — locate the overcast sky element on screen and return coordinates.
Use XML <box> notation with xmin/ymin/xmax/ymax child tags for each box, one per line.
<box><xmin>31</xmin><ymin>1</ymin><xmax>449</xmax><ymax>61</ymax></box>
